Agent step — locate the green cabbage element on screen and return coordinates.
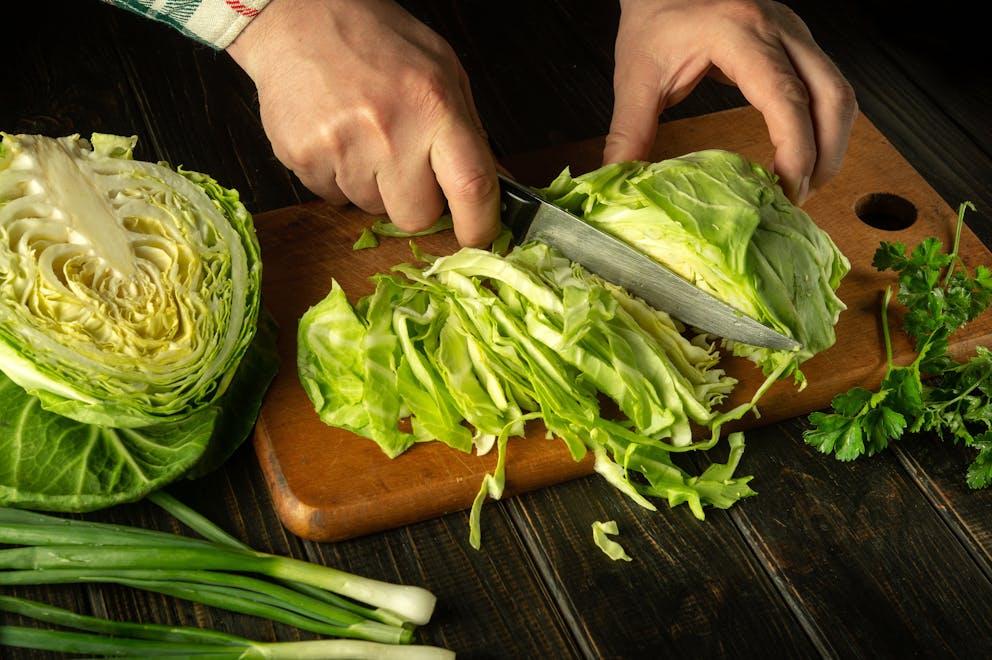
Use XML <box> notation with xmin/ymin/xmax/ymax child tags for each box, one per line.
<box><xmin>0</xmin><ymin>132</ymin><xmax>277</xmax><ymax>510</ymax></box>
<box><xmin>537</xmin><ymin>150</ymin><xmax>850</xmax><ymax>386</ymax></box>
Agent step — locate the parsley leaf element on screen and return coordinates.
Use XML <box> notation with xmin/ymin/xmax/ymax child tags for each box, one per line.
<box><xmin>805</xmin><ymin>202</ymin><xmax>992</xmax><ymax>488</ymax></box>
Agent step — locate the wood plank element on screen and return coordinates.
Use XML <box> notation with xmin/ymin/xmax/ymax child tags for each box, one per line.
<box><xmin>251</xmin><ymin>106</ymin><xmax>992</xmax><ymax>543</ymax></box>
<box><xmin>0</xmin><ymin>3</ymin><xmax>138</xmax><ymax>138</ymax></box>
<box><xmin>514</xmin><ymin>419</ymin><xmax>992</xmax><ymax>658</ymax></box>
<box><xmin>894</xmin><ymin>438</ymin><xmax>992</xmax><ymax>569</ymax></box>
<box><xmin>719</xmin><ymin>418</ymin><xmax>992</xmax><ymax>657</ymax></box>
<box><xmin>505</xmin><ymin>473</ymin><xmax>821</xmax><ymax>658</ymax></box>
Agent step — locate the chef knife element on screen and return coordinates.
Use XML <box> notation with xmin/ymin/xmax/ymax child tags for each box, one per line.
<box><xmin>498</xmin><ymin>173</ymin><xmax>801</xmax><ymax>352</ymax></box>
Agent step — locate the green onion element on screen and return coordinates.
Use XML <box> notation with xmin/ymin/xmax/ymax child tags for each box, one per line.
<box><xmin>0</xmin><ymin>568</ymin><xmax>407</xmax><ymax>644</ymax></box>
<box><xmin>0</xmin><ymin>594</ymin><xmax>246</xmax><ymax>645</ymax></box>
<box><xmin>0</xmin><ymin>595</ymin><xmax>455</xmax><ymax>659</ymax></box>
<box><xmin>146</xmin><ymin>491</ymin><xmax>407</xmax><ymax>628</ymax></box>
<box><xmin>0</xmin><ymin>508</ymin><xmax>435</xmax><ymax>627</ymax></box>
<box><xmin>0</xmin><ymin>497</ymin><xmax>448</xmax><ymax>657</ymax></box>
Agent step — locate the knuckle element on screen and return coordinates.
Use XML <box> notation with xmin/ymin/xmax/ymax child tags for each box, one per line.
<box><xmin>817</xmin><ymin>158</ymin><xmax>843</xmax><ymax>183</ymax></box>
<box><xmin>390</xmin><ymin>212</ymin><xmax>437</xmax><ymax>234</ymax></box>
<box><xmin>777</xmin><ymin>75</ymin><xmax>812</xmax><ymax>108</ymax></box>
<box><xmin>408</xmin><ymin>69</ymin><xmax>459</xmax><ymax>124</ymax></box>
<box><xmin>603</xmin><ymin>130</ymin><xmax>640</xmax><ymax>164</ymax></box>
<box><xmin>829</xmin><ymin>77</ymin><xmax>859</xmax><ymax>118</ymax></box>
<box><xmin>397</xmin><ymin>44</ymin><xmax>465</xmax><ymax>123</ymax></box>
<box><xmin>269</xmin><ymin>118</ymin><xmax>345</xmax><ymax>174</ymax></box>
<box><xmin>446</xmin><ymin>168</ymin><xmax>495</xmax><ymax>204</ymax></box>
<box><xmin>721</xmin><ymin>0</ymin><xmax>774</xmax><ymax>29</ymax></box>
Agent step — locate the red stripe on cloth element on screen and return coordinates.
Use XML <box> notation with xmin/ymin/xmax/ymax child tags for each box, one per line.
<box><xmin>226</xmin><ymin>0</ymin><xmax>261</xmax><ymax>18</ymax></box>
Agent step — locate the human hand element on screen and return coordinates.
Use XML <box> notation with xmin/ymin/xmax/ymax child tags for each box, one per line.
<box><xmin>225</xmin><ymin>0</ymin><xmax>500</xmax><ymax>247</ymax></box>
<box><xmin>605</xmin><ymin>0</ymin><xmax>858</xmax><ymax>205</ymax></box>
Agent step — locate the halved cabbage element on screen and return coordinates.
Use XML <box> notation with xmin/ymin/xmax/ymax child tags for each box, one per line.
<box><xmin>0</xmin><ymin>132</ymin><xmax>262</xmax><ymax>428</ymax></box>
<box><xmin>0</xmin><ymin>132</ymin><xmax>277</xmax><ymax>511</ymax></box>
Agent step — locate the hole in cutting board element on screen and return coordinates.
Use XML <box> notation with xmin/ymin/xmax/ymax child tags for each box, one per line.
<box><xmin>854</xmin><ymin>192</ymin><xmax>917</xmax><ymax>230</ymax></box>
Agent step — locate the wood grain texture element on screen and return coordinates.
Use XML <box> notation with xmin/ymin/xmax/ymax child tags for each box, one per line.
<box><xmin>506</xmin><ymin>475</ymin><xmax>821</xmax><ymax>659</ymax></box>
<box><xmin>252</xmin><ymin>106</ymin><xmax>992</xmax><ymax>543</ymax></box>
<box><xmin>722</xmin><ymin>418</ymin><xmax>992</xmax><ymax>657</ymax></box>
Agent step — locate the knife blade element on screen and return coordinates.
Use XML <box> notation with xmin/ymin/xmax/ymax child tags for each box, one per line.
<box><xmin>497</xmin><ymin>173</ymin><xmax>801</xmax><ymax>351</ymax></box>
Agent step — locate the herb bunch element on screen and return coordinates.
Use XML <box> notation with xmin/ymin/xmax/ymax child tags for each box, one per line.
<box><xmin>805</xmin><ymin>202</ymin><xmax>992</xmax><ymax>488</ymax></box>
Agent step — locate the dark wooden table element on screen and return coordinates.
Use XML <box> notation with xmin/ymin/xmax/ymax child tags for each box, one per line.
<box><xmin>3</xmin><ymin>1</ymin><xmax>991</xmax><ymax>658</ymax></box>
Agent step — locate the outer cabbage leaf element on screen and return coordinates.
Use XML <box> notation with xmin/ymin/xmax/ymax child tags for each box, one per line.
<box><xmin>0</xmin><ymin>132</ymin><xmax>262</xmax><ymax>428</ymax></box>
<box><xmin>0</xmin><ymin>369</ymin><xmax>216</xmax><ymax>511</ymax></box>
<box><xmin>0</xmin><ymin>310</ymin><xmax>278</xmax><ymax>511</ymax></box>
<box><xmin>537</xmin><ymin>150</ymin><xmax>850</xmax><ymax>384</ymax></box>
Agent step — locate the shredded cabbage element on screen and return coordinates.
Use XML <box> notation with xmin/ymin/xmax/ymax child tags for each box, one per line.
<box><xmin>592</xmin><ymin>520</ymin><xmax>633</xmax><ymax>562</ymax></box>
<box><xmin>299</xmin><ymin>242</ymin><xmax>758</xmax><ymax>547</ymax></box>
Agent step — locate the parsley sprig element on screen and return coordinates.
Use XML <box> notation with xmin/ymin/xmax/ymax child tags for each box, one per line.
<box><xmin>805</xmin><ymin>202</ymin><xmax>992</xmax><ymax>488</ymax></box>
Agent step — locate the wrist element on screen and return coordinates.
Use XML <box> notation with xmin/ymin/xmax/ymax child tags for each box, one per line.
<box><xmin>226</xmin><ymin>0</ymin><xmax>301</xmax><ymax>77</ymax></box>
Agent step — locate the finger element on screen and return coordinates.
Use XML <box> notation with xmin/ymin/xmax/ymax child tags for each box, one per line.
<box><xmin>377</xmin><ymin>162</ymin><xmax>446</xmax><ymax>233</ymax></box>
<box><xmin>288</xmin><ymin>144</ymin><xmax>382</xmax><ymax>211</ymax></box>
<box><xmin>778</xmin><ymin>19</ymin><xmax>857</xmax><ymax>195</ymax></box>
<box><xmin>329</xmin><ymin>167</ymin><xmax>387</xmax><ymax>216</ymax></box>
<box><xmin>725</xmin><ymin>46</ymin><xmax>817</xmax><ymax>204</ymax></box>
<box><xmin>294</xmin><ymin>167</ymin><xmax>350</xmax><ymax>206</ymax></box>
<box><xmin>456</xmin><ymin>64</ymin><xmax>488</xmax><ymax>141</ymax></box>
<box><xmin>430</xmin><ymin>122</ymin><xmax>500</xmax><ymax>248</ymax></box>
<box><xmin>603</xmin><ymin>51</ymin><xmax>666</xmax><ymax>165</ymax></box>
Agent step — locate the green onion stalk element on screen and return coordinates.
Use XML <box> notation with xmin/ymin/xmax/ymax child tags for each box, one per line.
<box><xmin>1</xmin><ymin>595</ymin><xmax>453</xmax><ymax>659</ymax></box>
<box><xmin>0</xmin><ymin>495</ymin><xmax>450</xmax><ymax>658</ymax></box>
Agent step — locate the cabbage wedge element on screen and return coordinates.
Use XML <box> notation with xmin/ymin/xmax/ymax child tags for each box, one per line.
<box><xmin>537</xmin><ymin>150</ymin><xmax>850</xmax><ymax>387</ymax></box>
<box><xmin>0</xmin><ymin>132</ymin><xmax>278</xmax><ymax>511</ymax></box>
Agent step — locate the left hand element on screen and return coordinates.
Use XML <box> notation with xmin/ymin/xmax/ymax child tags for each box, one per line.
<box><xmin>604</xmin><ymin>0</ymin><xmax>858</xmax><ymax>205</ymax></box>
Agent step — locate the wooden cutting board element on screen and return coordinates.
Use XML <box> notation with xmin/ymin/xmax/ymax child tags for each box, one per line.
<box><xmin>251</xmin><ymin>106</ymin><xmax>992</xmax><ymax>543</ymax></box>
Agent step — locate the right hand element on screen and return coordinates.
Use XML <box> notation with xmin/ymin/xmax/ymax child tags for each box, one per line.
<box><xmin>226</xmin><ymin>0</ymin><xmax>501</xmax><ymax>247</ymax></box>
<box><xmin>605</xmin><ymin>0</ymin><xmax>858</xmax><ymax>206</ymax></box>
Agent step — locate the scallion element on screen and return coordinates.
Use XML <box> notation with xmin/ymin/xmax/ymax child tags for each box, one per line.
<box><xmin>0</xmin><ymin>496</ymin><xmax>448</xmax><ymax>657</ymax></box>
<box><xmin>0</xmin><ymin>595</ymin><xmax>454</xmax><ymax>659</ymax></box>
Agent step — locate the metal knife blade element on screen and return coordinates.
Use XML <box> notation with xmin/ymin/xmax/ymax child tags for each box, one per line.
<box><xmin>498</xmin><ymin>174</ymin><xmax>801</xmax><ymax>351</ymax></box>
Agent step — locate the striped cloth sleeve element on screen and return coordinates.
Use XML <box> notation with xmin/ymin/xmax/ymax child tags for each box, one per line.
<box><xmin>103</xmin><ymin>0</ymin><xmax>271</xmax><ymax>49</ymax></box>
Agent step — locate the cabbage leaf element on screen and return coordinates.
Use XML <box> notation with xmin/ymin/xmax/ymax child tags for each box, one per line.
<box><xmin>297</xmin><ymin>149</ymin><xmax>850</xmax><ymax>546</ymax></box>
<box><xmin>591</xmin><ymin>520</ymin><xmax>633</xmax><ymax>562</ymax></box>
